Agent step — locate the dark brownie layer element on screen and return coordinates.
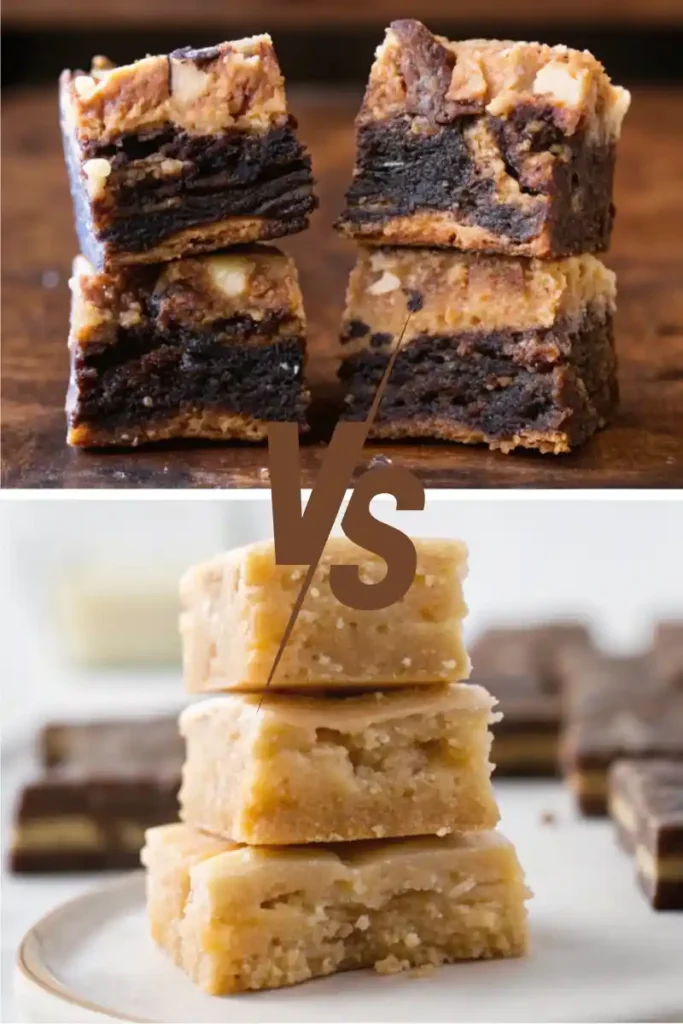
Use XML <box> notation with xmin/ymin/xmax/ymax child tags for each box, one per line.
<box><xmin>642</xmin><ymin>877</ymin><xmax>683</xmax><ymax>912</ymax></box>
<box><xmin>337</xmin><ymin>114</ymin><xmax>615</xmax><ymax>256</ymax></box>
<box><xmin>63</xmin><ymin>118</ymin><xmax>316</xmax><ymax>264</ymax></box>
<box><xmin>11</xmin><ymin>849</ymin><xmax>149</xmax><ymax>873</ymax></box>
<box><xmin>339</xmin><ymin>312</ymin><xmax>617</xmax><ymax>450</ymax></box>
<box><xmin>69</xmin><ymin>318</ymin><xmax>307</xmax><ymax>434</ymax></box>
<box><xmin>11</xmin><ymin>772</ymin><xmax>179</xmax><ymax>873</ymax></box>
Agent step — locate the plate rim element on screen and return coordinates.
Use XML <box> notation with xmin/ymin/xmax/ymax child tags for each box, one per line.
<box><xmin>16</xmin><ymin>871</ymin><xmax>151</xmax><ymax>1024</ymax></box>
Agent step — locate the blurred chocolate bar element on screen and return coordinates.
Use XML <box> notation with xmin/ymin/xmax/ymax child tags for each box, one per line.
<box><xmin>609</xmin><ymin>759</ymin><xmax>683</xmax><ymax>910</ymax></box>
<box><xmin>469</xmin><ymin>622</ymin><xmax>594</xmax><ymax>776</ymax></box>
<box><xmin>11</xmin><ymin>716</ymin><xmax>183</xmax><ymax>873</ymax></box>
<box><xmin>40</xmin><ymin>716</ymin><xmax>181</xmax><ymax>767</ymax></box>
<box><xmin>560</xmin><ymin>654</ymin><xmax>683</xmax><ymax>815</ymax></box>
<box><xmin>652</xmin><ymin>621</ymin><xmax>683</xmax><ymax>686</ymax></box>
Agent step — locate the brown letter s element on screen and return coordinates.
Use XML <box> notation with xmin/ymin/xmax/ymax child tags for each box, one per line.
<box><xmin>331</xmin><ymin>466</ymin><xmax>425</xmax><ymax>611</ymax></box>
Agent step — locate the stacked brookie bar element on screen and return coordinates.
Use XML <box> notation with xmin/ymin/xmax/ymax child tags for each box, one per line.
<box><xmin>142</xmin><ymin>538</ymin><xmax>530</xmax><ymax>994</ymax></box>
<box><xmin>60</xmin><ymin>36</ymin><xmax>317</xmax><ymax>447</ymax></box>
<box><xmin>11</xmin><ymin>718</ymin><xmax>182</xmax><ymax>872</ymax></box>
<box><xmin>470</xmin><ymin>620</ymin><xmax>683</xmax><ymax>909</ymax></box>
<box><xmin>336</xmin><ymin>20</ymin><xmax>630</xmax><ymax>454</ymax></box>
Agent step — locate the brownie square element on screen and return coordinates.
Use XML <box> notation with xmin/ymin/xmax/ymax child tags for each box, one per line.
<box><xmin>339</xmin><ymin>247</ymin><xmax>618</xmax><ymax>453</ymax></box>
<box><xmin>337</xmin><ymin>20</ymin><xmax>629</xmax><ymax>258</ymax></box>
<box><xmin>60</xmin><ymin>37</ymin><xmax>317</xmax><ymax>270</ymax></box>
<box><xmin>66</xmin><ymin>246</ymin><xmax>309</xmax><ymax>448</ymax></box>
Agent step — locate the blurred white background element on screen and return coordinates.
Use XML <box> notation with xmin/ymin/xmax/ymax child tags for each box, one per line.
<box><xmin>0</xmin><ymin>496</ymin><xmax>681</xmax><ymax>735</ymax></box>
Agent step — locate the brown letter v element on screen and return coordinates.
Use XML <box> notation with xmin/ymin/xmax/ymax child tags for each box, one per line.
<box><xmin>268</xmin><ymin>420</ymin><xmax>368</xmax><ymax>567</ymax></box>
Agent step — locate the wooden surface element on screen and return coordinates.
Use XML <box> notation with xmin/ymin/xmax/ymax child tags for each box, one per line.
<box><xmin>5</xmin><ymin>0</ymin><xmax>683</xmax><ymax>28</ymax></box>
<box><xmin>2</xmin><ymin>86</ymin><xmax>683</xmax><ymax>490</ymax></box>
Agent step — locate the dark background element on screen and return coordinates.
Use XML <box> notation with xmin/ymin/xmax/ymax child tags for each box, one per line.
<box><xmin>3</xmin><ymin>0</ymin><xmax>683</xmax><ymax>88</ymax></box>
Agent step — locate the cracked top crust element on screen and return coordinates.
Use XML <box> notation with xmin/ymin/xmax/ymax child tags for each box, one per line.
<box><xmin>143</xmin><ymin>820</ymin><xmax>515</xmax><ymax>876</ymax></box>
<box><xmin>68</xmin><ymin>247</ymin><xmax>305</xmax><ymax>348</ymax></box>
<box><xmin>60</xmin><ymin>34</ymin><xmax>289</xmax><ymax>144</ymax></box>
<box><xmin>341</xmin><ymin>248</ymin><xmax>616</xmax><ymax>349</ymax></box>
<box><xmin>361</xmin><ymin>20</ymin><xmax>630</xmax><ymax>141</ymax></box>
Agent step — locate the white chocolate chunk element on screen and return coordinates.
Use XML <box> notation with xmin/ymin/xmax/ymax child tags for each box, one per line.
<box><xmin>532</xmin><ymin>62</ymin><xmax>590</xmax><ymax>108</ymax></box>
<box><xmin>170</xmin><ymin>60</ymin><xmax>210</xmax><ymax>105</ymax></box>
<box><xmin>73</xmin><ymin>74</ymin><xmax>97</xmax><ymax>99</ymax></box>
<box><xmin>206</xmin><ymin>255</ymin><xmax>254</xmax><ymax>297</ymax></box>
<box><xmin>82</xmin><ymin>158</ymin><xmax>112</xmax><ymax>199</ymax></box>
<box><xmin>368</xmin><ymin>270</ymin><xmax>401</xmax><ymax>295</ymax></box>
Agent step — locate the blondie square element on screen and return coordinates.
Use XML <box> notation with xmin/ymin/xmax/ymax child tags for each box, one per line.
<box><xmin>67</xmin><ymin>247</ymin><xmax>308</xmax><ymax>447</ymax></box>
<box><xmin>60</xmin><ymin>36</ymin><xmax>317</xmax><ymax>270</ymax></box>
<box><xmin>179</xmin><ymin>684</ymin><xmax>499</xmax><ymax>845</ymax></box>
<box><xmin>180</xmin><ymin>537</ymin><xmax>469</xmax><ymax>690</ymax></box>
<box><xmin>339</xmin><ymin>247</ymin><xmax>617</xmax><ymax>453</ymax></box>
<box><xmin>142</xmin><ymin>823</ymin><xmax>529</xmax><ymax>994</ymax></box>
<box><xmin>337</xmin><ymin>20</ymin><xmax>629</xmax><ymax>258</ymax></box>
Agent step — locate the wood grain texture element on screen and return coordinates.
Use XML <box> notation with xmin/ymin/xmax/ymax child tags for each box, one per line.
<box><xmin>4</xmin><ymin>0</ymin><xmax>683</xmax><ymax>27</ymax></box>
<box><xmin>2</xmin><ymin>86</ymin><xmax>682</xmax><ymax>490</ymax></box>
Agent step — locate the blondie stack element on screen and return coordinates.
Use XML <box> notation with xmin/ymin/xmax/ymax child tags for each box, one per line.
<box><xmin>336</xmin><ymin>20</ymin><xmax>630</xmax><ymax>454</ymax></box>
<box><xmin>142</xmin><ymin>538</ymin><xmax>530</xmax><ymax>994</ymax></box>
<box><xmin>60</xmin><ymin>36</ymin><xmax>317</xmax><ymax>447</ymax></box>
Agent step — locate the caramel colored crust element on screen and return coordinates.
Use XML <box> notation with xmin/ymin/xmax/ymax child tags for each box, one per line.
<box><xmin>67</xmin><ymin>410</ymin><xmax>273</xmax><ymax>448</ymax></box>
<box><xmin>352</xmin><ymin>417</ymin><xmax>575</xmax><ymax>456</ymax></box>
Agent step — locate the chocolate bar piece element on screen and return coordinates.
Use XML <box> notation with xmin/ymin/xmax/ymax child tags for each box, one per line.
<box><xmin>609</xmin><ymin>759</ymin><xmax>683</xmax><ymax>910</ymax></box>
<box><xmin>561</xmin><ymin>655</ymin><xmax>683</xmax><ymax>815</ymax></box>
<box><xmin>40</xmin><ymin>716</ymin><xmax>182</xmax><ymax>767</ymax></box>
<box><xmin>470</xmin><ymin>622</ymin><xmax>593</xmax><ymax>775</ymax></box>
<box><xmin>11</xmin><ymin>717</ymin><xmax>183</xmax><ymax>873</ymax></box>
<box><xmin>143</xmin><ymin>823</ymin><xmax>529</xmax><ymax>994</ymax></box>
<box><xmin>60</xmin><ymin>37</ymin><xmax>317</xmax><ymax>270</ymax></box>
<box><xmin>337</xmin><ymin>20</ymin><xmax>629</xmax><ymax>258</ymax></box>
<box><xmin>338</xmin><ymin>248</ymin><xmax>618</xmax><ymax>454</ymax></box>
<box><xmin>67</xmin><ymin>247</ymin><xmax>308</xmax><ymax>448</ymax></box>
<box><xmin>652</xmin><ymin>621</ymin><xmax>683</xmax><ymax>686</ymax></box>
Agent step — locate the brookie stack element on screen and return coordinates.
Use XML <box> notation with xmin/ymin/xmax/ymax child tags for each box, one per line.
<box><xmin>336</xmin><ymin>20</ymin><xmax>630</xmax><ymax>454</ymax></box>
<box><xmin>59</xmin><ymin>36</ymin><xmax>317</xmax><ymax>448</ymax></box>
<box><xmin>142</xmin><ymin>538</ymin><xmax>530</xmax><ymax>994</ymax></box>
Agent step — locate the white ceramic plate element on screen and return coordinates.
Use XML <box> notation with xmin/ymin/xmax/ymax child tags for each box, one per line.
<box><xmin>14</xmin><ymin>783</ymin><xmax>683</xmax><ymax>1023</ymax></box>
